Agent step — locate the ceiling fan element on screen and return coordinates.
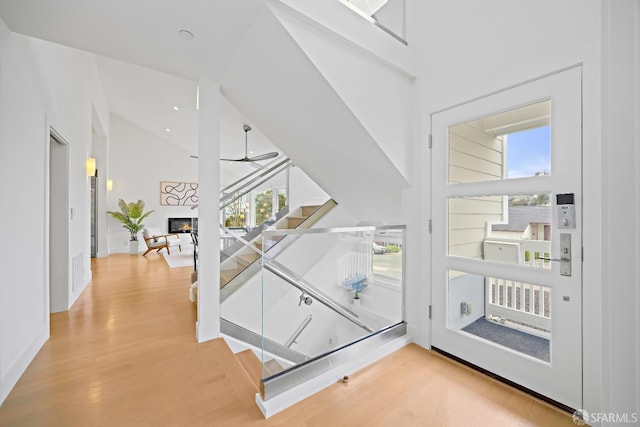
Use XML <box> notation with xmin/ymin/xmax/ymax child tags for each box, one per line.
<box><xmin>191</xmin><ymin>124</ymin><xmax>278</xmax><ymax>162</ymax></box>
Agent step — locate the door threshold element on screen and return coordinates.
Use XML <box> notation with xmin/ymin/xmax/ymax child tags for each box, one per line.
<box><xmin>431</xmin><ymin>347</ymin><xmax>576</xmax><ymax>415</ymax></box>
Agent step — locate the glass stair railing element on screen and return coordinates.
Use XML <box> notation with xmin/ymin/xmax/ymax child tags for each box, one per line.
<box><xmin>212</xmin><ymin>163</ymin><xmax>407</xmax><ymax>403</ymax></box>
<box><xmin>258</xmin><ymin>225</ymin><xmax>406</xmax><ymax>400</ymax></box>
<box><xmin>220</xmin><ymin>226</ymin><xmax>406</xmax><ymax>390</ymax></box>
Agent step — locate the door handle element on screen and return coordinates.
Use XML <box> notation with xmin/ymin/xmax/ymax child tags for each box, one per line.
<box><xmin>535</xmin><ymin>256</ymin><xmax>570</xmax><ymax>263</ymax></box>
<box><xmin>535</xmin><ymin>233</ymin><xmax>572</xmax><ymax>277</ymax></box>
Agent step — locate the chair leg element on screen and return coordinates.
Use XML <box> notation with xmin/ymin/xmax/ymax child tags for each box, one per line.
<box><xmin>143</xmin><ymin>247</ymin><xmax>153</xmax><ymax>256</ymax></box>
<box><xmin>179</xmin><ymin>244</ymin><xmax>182</xmax><ymax>252</ymax></box>
<box><xmin>166</xmin><ymin>246</ymin><xmax>171</xmax><ymax>255</ymax></box>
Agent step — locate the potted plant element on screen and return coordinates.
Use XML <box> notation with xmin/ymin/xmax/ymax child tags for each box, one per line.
<box><xmin>107</xmin><ymin>199</ymin><xmax>154</xmax><ymax>254</ymax></box>
<box><xmin>352</xmin><ymin>290</ymin><xmax>361</xmax><ymax>306</ymax></box>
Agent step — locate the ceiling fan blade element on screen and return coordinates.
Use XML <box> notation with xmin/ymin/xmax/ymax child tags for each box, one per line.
<box><xmin>247</xmin><ymin>152</ymin><xmax>278</xmax><ymax>162</ymax></box>
<box><xmin>220</xmin><ymin>157</ymin><xmax>250</xmax><ymax>162</ymax></box>
<box><xmin>218</xmin><ymin>125</ymin><xmax>279</xmax><ymax>163</ymax></box>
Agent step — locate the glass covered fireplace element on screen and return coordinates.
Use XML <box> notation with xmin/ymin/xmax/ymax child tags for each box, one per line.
<box><xmin>168</xmin><ymin>217</ymin><xmax>198</xmax><ymax>234</ymax></box>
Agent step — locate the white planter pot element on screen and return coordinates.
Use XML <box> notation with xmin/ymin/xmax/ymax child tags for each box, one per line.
<box><xmin>129</xmin><ymin>240</ymin><xmax>139</xmax><ymax>254</ymax></box>
<box><xmin>352</xmin><ymin>298</ymin><xmax>361</xmax><ymax>306</ymax></box>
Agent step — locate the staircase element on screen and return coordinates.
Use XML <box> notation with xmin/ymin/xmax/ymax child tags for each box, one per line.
<box><xmin>210</xmin><ymin>338</ymin><xmax>261</xmax><ymax>409</ymax></box>
<box><xmin>220</xmin><ymin>199</ymin><xmax>337</xmax><ymax>295</ymax></box>
<box><xmin>211</xmin><ymin>338</ymin><xmax>284</xmax><ymax>410</ymax></box>
<box><xmin>213</xmin><ymin>3</ymin><xmax>415</xmax><ymax>417</ymax></box>
<box><xmin>235</xmin><ymin>348</ymin><xmax>286</xmax><ymax>390</ymax></box>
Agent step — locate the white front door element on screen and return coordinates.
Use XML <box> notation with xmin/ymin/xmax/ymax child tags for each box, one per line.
<box><xmin>431</xmin><ymin>67</ymin><xmax>582</xmax><ymax>410</ymax></box>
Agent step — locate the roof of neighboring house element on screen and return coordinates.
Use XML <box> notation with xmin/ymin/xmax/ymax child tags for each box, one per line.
<box><xmin>492</xmin><ymin>206</ymin><xmax>551</xmax><ymax>232</ymax></box>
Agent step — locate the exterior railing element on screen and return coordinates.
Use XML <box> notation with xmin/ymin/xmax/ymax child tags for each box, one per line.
<box><xmin>483</xmin><ymin>237</ymin><xmax>551</xmax><ymax>331</ymax></box>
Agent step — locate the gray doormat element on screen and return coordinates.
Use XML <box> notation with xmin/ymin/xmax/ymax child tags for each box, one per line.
<box><xmin>462</xmin><ymin>317</ymin><xmax>550</xmax><ymax>362</ymax></box>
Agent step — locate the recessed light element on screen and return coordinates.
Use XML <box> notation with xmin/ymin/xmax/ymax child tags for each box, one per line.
<box><xmin>165</xmin><ymin>128</ymin><xmax>171</xmax><ymax>132</ymax></box>
<box><xmin>249</xmin><ymin>151</ymin><xmax>254</xmax><ymax>154</ymax></box>
<box><xmin>172</xmin><ymin>106</ymin><xmax>179</xmax><ymax>111</ymax></box>
<box><xmin>178</xmin><ymin>30</ymin><xmax>195</xmax><ymax>40</ymax></box>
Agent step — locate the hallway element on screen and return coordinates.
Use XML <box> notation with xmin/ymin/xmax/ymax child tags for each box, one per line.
<box><xmin>0</xmin><ymin>254</ymin><xmax>573</xmax><ymax>426</ymax></box>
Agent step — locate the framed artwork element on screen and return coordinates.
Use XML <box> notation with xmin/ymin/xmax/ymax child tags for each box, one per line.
<box><xmin>160</xmin><ymin>181</ymin><xmax>199</xmax><ymax>206</ymax></box>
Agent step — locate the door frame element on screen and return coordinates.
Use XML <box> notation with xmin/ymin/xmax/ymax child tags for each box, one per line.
<box><xmin>49</xmin><ymin>129</ymin><xmax>70</xmax><ymax>313</ymax></box>
<box><xmin>429</xmin><ymin>65</ymin><xmax>583</xmax><ymax>410</ymax></box>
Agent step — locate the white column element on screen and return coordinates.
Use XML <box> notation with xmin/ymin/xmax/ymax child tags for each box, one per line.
<box><xmin>196</xmin><ymin>79</ymin><xmax>221</xmax><ymax>342</ymax></box>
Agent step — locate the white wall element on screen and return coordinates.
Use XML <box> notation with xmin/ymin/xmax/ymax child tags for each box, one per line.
<box><xmin>0</xmin><ymin>26</ymin><xmax>109</xmax><ymax>405</ymax></box>
<box><xmin>271</xmin><ymin>0</ymin><xmax>415</xmax><ymax>183</ymax></box>
<box><xmin>107</xmin><ymin>114</ymin><xmax>197</xmax><ymax>252</ymax></box>
<box><xmin>447</xmin><ymin>274</ymin><xmax>485</xmax><ymax>331</ymax></box>
<box><xmin>0</xmin><ymin>22</ymin><xmax>49</xmax><ymax>406</ymax></box>
<box><xmin>600</xmin><ymin>0</ymin><xmax>640</xmax><ymax>419</ymax></box>
<box><xmin>288</xmin><ymin>165</ymin><xmax>330</xmax><ymax>211</ymax></box>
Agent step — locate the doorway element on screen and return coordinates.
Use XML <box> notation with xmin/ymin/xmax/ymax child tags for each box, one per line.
<box><xmin>49</xmin><ymin>132</ymin><xmax>69</xmax><ymax>313</ymax></box>
<box><xmin>90</xmin><ymin>176</ymin><xmax>98</xmax><ymax>258</ymax></box>
<box><xmin>431</xmin><ymin>67</ymin><xmax>583</xmax><ymax>410</ymax></box>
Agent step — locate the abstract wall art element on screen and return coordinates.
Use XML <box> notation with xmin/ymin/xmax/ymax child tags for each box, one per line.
<box><xmin>160</xmin><ymin>181</ymin><xmax>199</xmax><ymax>206</ymax></box>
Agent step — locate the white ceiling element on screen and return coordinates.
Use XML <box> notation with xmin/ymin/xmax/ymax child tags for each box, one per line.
<box><xmin>95</xmin><ymin>56</ymin><xmax>199</xmax><ymax>155</ymax></box>
<box><xmin>0</xmin><ymin>0</ymin><xmax>281</xmax><ymax>181</ymax></box>
<box><xmin>0</xmin><ymin>0</ymin><xmax>262</xmax><ymax>81</ymax></box>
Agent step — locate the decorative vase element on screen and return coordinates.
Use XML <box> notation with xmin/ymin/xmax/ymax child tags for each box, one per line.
<box><xmin>129</xmin><ymin>240</ymin><xmax>139</xmax><ymax>254</ymax></box>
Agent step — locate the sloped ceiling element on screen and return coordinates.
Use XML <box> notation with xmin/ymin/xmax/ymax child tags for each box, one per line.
<box><xmin>0</xmin><ymin>0</ymin><xmax>262</xmax><ymax>81</ymax></box>
<box><xmin>0</xmin><ymin>0</ymin><xmax>282</xmax><ymax>183</ymax></box>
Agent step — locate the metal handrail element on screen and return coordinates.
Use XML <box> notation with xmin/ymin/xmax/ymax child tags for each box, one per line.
<box><xmin>220</xmin><ymin>156</ymin><xmax>284</xmax><ymax>195</ymax></box>
<box><xmin>263</xmin><ymin>258</ymin><xmax>374</xmax><ymax>333</ymax></box>
<box><xmin>220</xmin><ymin>158</ymin><xmax>292</xmax><ymax>209</ymax></box>
<box><xmin>284</xmin><ymin>315</ymin><xmax>313</xmax><ymax>348</ymax></box>
<box><xmin>190</xmin><ymin>157</ymin><xmax>293</xmax><ymax>211</ymax></box>
<box><xmin>219</xmin><ymin>222</ymin><xmax>374</xmax><ymax>333</ymax></box>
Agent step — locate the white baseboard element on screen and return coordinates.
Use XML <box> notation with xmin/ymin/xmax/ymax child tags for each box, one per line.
<box><xmin>196</xmin><ymin>320</ymin><xmax>219</xmax><ymax>343</ymax></box>
<box><xmin>109</xmin><ymin>246</ymin><xmax>140</xmax><ymax>254</ymax></box>
<box><xmin>256</xmin><ymin>334</ymin><xmax>412</xmax><ymax>418</ymax></box>
<box><xmin>0</xmin><ymin>327</ymin><xmax>49</xmax><ymax>406</ymax></box>
<box><xmin>68</xmin><ymin>273</ymin><xmax>92</xmax><ymax>309</ymax></box>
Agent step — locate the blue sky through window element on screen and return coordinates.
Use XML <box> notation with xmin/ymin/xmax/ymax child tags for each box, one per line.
<box><xmin>506</xmin><ymin>126</ymin><xmax>551</xmax><ymax>178</ymax></box>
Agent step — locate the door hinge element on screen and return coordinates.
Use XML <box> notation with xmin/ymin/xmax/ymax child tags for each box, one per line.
<box><xmin>428</xmin><ymin>134</ymin><xmax>432</xmax><ymax>149</ymax></box>
<box><xmin>428</xmin><ymin>305</ymin><xmax>432</xmax><ymax>319</ymax></box>
<box><xmin>428</xmin><ymin>219</ymin><xmax>432</xmax><ymax>234</ymax></box>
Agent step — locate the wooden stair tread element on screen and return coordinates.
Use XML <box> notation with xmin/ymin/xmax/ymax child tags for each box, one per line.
<box><xmin>301</xmin><ymin>205</ymin><xmax>321</xmax><ymax>217</ymax></box>
<box><xmin>263</xmin><ymin>358</ymin><xmax>285</xmax><ymax>376</ymax></box>
<box><xmin>221</xmin><ymin>199</ymin><xmax>336</xmax><ymax>288</ymax></box>
<box><xmin>234</xmin><ymin>349</ymin><xmax>262</xmax><ymax>391</ymax></box>
<box><xmin>220</xmin><ymin>269</ymin><xmax>240</xmax><ymax>285</ymax></box>
<box><xmin>237</xmin><ymin>253</ymin><xmax>260</xmax><ymax>264</ymax></box>
<box><xmin>284</xmin><ymin>217</ymin><xmax>305</xmax><ymax>229</ymax></box>
<box><xmin>211</xmin><ymin>339</ymin><xmax>260</xmax><ymax>405</ymax></box>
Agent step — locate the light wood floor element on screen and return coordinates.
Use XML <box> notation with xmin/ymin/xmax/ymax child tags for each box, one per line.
<box><xmin>0</xmin><ymin>254</ymin><xmax>574</xmax><ymax>426</ymax></box>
